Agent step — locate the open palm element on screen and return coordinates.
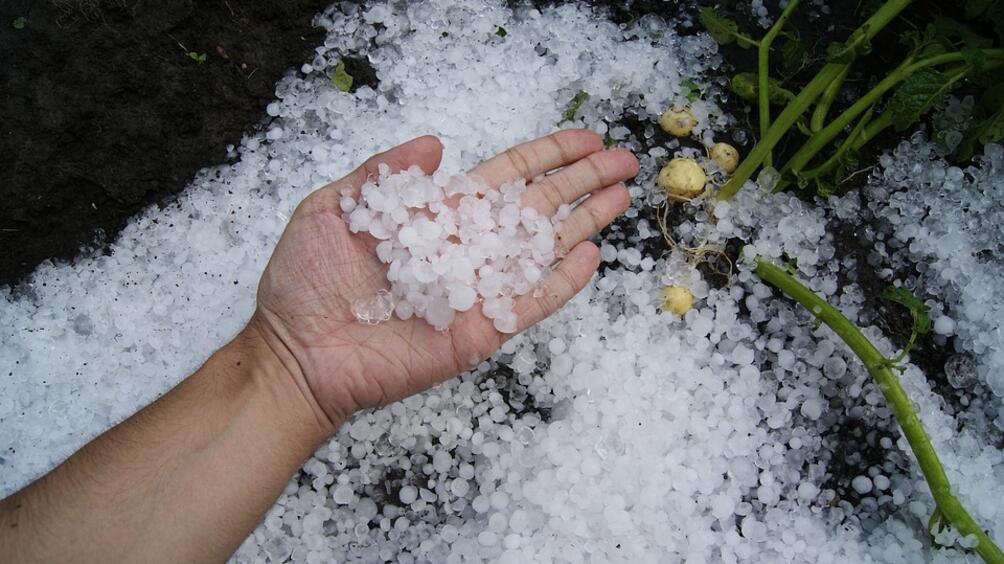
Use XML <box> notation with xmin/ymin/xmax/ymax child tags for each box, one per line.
<box><xmin>252</xmin><ymin>131</ymin><xmax>638</xmax><ymax>425</ymax></box>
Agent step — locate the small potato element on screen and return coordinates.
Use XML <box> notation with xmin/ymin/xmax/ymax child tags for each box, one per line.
<box><xmin>659</xmin><ymin>107</ymin><xmax>697</xmax><ymax>137</ymax></box>
<box><xmin>661</xmin><ymin>285</ymin><xmax>694</xmax><ymax>315</ymax></box>
<box><xmin>710</xmin><ymin>142</ymin><xmax>740</xmax><ymax>173</ymax></box>
<box><xmin>657</xmin><ymin>157</ymin><xmax>707</xmax><ymax>200</ymax></box>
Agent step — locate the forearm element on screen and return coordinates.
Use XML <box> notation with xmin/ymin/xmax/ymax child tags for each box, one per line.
<box><xmin>0</xmin><ymin>317</ymin><xmax>338</xmax><ymax>563</ymax></box>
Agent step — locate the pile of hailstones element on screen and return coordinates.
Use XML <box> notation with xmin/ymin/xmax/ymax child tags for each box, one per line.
<box><xmin>342</xmin><ymin>164</ymin><xmax>566</xmax><ymax>333</ymax></box>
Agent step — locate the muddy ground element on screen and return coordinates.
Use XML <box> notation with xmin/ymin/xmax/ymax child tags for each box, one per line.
<box><xmin>0</xmin><ymin>0</ymin><xmax>328</xmax><ymax>286</ymax></box>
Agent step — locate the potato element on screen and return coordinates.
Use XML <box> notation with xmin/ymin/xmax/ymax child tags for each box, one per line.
<box><xmin>710</xmin><ymin>142</ymin><xmax>740</xmax><ymax>173</ymax></box>
<box><xmin>657</xmin><ymin>158</ymin><xmax>707</xmax><ymax>200</ymax></box>
<box><xmin>659</xmin><ymin>107</ymin><xmax>697</xmax><ymax>137</ymax></box>
<box><xmin>661</xmin><ymin>285</ymin><xmax>694</xmax><ymax>315</ymax></box>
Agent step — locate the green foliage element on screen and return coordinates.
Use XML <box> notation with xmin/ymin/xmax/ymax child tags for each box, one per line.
<box><xmin>881</xmin><ymin>285</ymin><xmax>932</xmax><ymax>361</ymax></box>
<box><xmin>698</xmin><ymin>7</ymin><xmax>756</xmax><ymax>49</ymax></box>
<box><xmin>698</xmin><ymin>7</ymin><xmax>737</xmax><ymax>44</ymax></box>
<box><xmin>882</xmin><ymin>286</ymin><xmax>933</xmax><ymax>336</ymax></box>
<box><xmin>12</xmin><ymin>16</ymin><xmax>26</xmax><ymax>29</ymax></box>
<box><xmin>731</xmin><ymin>72</ymin><xmax>795</xmax><ymax>105</ymax></box>
<box><xmin>965</xmin><ymin>0</ymin><xmax>997</xmax><ymax>18</ymax></box>
<box><xmin>887</xmin><ymin>68</ymin><xmax>956</xmax><ymax>131</ymax></box>
<box><xmin>952</xmin><ymin>85</ymin><xmax>1004</xmax><ymax>160</ymax></box>
<box><xmin>681</xmin><ymin>78</ymin><xmax>703</xmax><ymax>102</ymax></box>
<box><xmin>719</xmin><ymin>0</ymin><xmax>1003</xmax><ymax>204</ymax></box>
<box><xmin>495</xmin><ymin>26</ymin><xmax>507</xmax><ymax>38</ymax></box>
<box><xmin>825</xmin><ymin>35</ymin><xmax>872</xmax><ymax>63</ymax></box>
<box><xmin>964</xmin><ymin>0</ymin><xmax>1004</xmax><ymax>40</ymax></box>
<box><xmin>901</xmin><ymin>16</ymin><xmax>993</xmax><ymax>61</ymax></box>
<box><xmin>928</xmin><ymin>507</ymin><xmax>949</xmax><ymax>546</ymax></box>
<box><xmin>780</xmin><ymin>35</ymin><xmax>807</xmax><ymax>77</ymax></box>
<box><xmin>558</xmin><ymin>91</ymin><xmax>589</xmax><ymax>125</ymax></box>
<box><xmin>793</xmin><ymin>140</ymin><xmax>860</xmax><ymax>197</ymax></box>
<box><xmin>188</xmin><ymin>52</ymin><xmax>207</xmax><ymax>64</ymax></box>
<box><xmin>330</xmin><ymin>60</ymin><xmax>354</xmax><ymax>92</ymax></box>
<box><xmin>973</xmin><ymin>106</ymin><xmax>1004</xmax><ymax>143</ymax></box>
<box><xmin>929</xmin><ymin>16</ymin><xmax>992</xmax><ymax>49</ymax></box>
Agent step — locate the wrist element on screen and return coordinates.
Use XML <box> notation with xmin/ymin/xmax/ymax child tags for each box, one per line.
<box><xmin>236</xmin><ymin>315</ymin><xmax>343</xmax><ymax>441</ymax></box>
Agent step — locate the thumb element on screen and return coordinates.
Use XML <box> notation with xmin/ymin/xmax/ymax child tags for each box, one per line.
<box><xmin>320</xmin><ymin>135</ymin><xmax>444</xmax><ymax>201</ymax></box>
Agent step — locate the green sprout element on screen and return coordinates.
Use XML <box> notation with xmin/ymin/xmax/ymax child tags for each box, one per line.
<box><xmin>680</xmin><ymin>78</ymin><xmax>703</xmax><ymax>102</ymax></box>
<box><xmin>188</xmin><ymin>52</ymin><xmax>207</xmax><ymax>64</ymax></box>
<box><xmin>880</xmin><ymin>285</ymin><xmax>932</xmax><ymax>368</ymax></box>
<box><xmin>558</xmin><ymin>90</ymin><xmax>589</xmax><ymax>125</ymax></box>
<box><xmin>13</xmin><ymin>16</ymin><xmax>26</xmax><ymax>29</ymax></box>
<box><xmin>330</xmin><ymin>60</ymin><xmax>354</xmax><ymax>93</ymax></box>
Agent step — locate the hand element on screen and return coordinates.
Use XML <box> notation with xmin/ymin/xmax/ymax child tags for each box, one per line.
<box><xmin>250</xmin><ymin>130</ymin><xmax>639</xmax><ymax>429</ymax></box>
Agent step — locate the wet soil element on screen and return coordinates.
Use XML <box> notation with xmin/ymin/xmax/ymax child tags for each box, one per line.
<box><xmin>0</xmin><ymin>0</ymin><xmax>329</xmax><ymax>287</ymax></box>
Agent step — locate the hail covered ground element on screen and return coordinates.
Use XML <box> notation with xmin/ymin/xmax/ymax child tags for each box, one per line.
<box><xmin>2</xmin><ymin>1</ymin><xmax>1002</xmax><ymax>562</ymax></box>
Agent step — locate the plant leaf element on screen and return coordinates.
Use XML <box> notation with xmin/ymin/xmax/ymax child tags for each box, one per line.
<box><xmin>882</xmin><ymin>286</ymin><xmax>932</xmax><ymax>336</ymax></box>
<box><xmin>825</xmin><ymin>39</ymin><xmax>871</xmax><ymax>63</ymax></box>
<box><xmin>558</xmin><ymin>90</ymin><xmax>589</xmax><ymax>125</ymax></box>
<box><xmin>976</xmin><ymin>108</ymin><xmax>1004</xmax><ymax>143</ymax></box>
<box><xmin>330</xmin><ymin>60</ymin><xmax>354</xmax><ymax>92</ymax></box>
<box><xmin>495</xmin><ymin>26</ymin><xmax>508</xmax><ymax>38</ymax></box>
<box><xmin>681</xmin><ymin>78</ymin><xmax>703</xmax><ymax>102</ymax></box>
<box><xmin>887</xmin><ymin>69</ymin><xmax>955</xmax><ymax>132</ymax></box>
<box><xmin>927</xmin><ymin>16</ymin><xmax>992</xmax><ymax>50</ymax></box>
<box><xmin>699</xmin><ymin>7</ymin><xmax>738</xmax><ymax>45</ymax></box>
<box><xmin>730</xmin><ymin>72</ymin><xmax>795</xmax><ymax>105</ymax></box>
<box><xmin>735</xmin><ymin>34</ymin><xmax>757</xmax><ymax>49</ymax></box>
<box><xmin>989</xmin><ymin>2</ymin><xmax>1004</xmax><ymax>41</ymax></box>
<box><xmin>780</xmin><ymin>36</ymin><xmax>806</xmax><ymax>77</ymax></box>
<box><xmin>964</xmin><ymin>0</ymin><xmax>997</xmax><ymax>18</ymax></box>
<box><xmin>962</xmin><ymin>47</ymin><xmax>987</xmax><ymax>72</ymax></box>
<box><xmin>12</xmin><ymin>16</ymin><xmax>26</xmax><ymax>29</ymax></box>
<box><xmin>951</xmin><ymin>86</ymin><xmax>1003</xmax><ymax>160</ymax></box>
<box><xmin>815</xmin><ymin>177</ymin><xmax>836</xmax><ymax>197</ymax></box>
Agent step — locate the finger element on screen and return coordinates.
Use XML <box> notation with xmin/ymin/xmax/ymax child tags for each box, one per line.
<box><xmin>554</xmin><ymin>183</ymin><xmax>631</xmax><ymax>255</ymax></box>
<box><xmin>469</xmin><ymin>129</ymin><xmax>603</xmax><ymax>188</ymax></box>
<box><xmin>512</xmin><ymin>241</ymin><xmax>600</xmax><ymax>333</ymax></box>
<box><xmin>522</xmin><ymin>149</ymin><xmax>638</xmax><ymax>216</ymax></box>
<box><xmin>322</xmin><ymin>135</ymin><xmax>444</xmax><ymax>200</ymax></box>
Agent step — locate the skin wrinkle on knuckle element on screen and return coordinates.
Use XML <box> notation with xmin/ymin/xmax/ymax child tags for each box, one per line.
<box><xmin>584</xmin><ymin>152</ymin><xmax>610</xmax><ymax>185</ymax></box>
<box><xmin>536</xmin><ymin>177</ymin><xmax>567</xmax><ymax>211</ymax></box>
<box><xmin>504</xmin><ymin>146</ymin><xmax>534</xmax><ymax>179</ymax></box>
<box><xmin>547</xmin><ymin>133</ymin><xmax>574</xmax><ymax>166</ymax></box>
<box><xmin>585</xmin><ymin>200</ymin><xmax>607</xmax><ymax>233</ymax></box>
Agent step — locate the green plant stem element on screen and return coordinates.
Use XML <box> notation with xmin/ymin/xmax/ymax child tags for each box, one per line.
<box><xmin>854</xmin><ymin>111</ymin><xmax>894</xmax><ymax>147</ymax></box>
<box><xmin>793</xmin><ymin>106</ymin><xmax>874</xmax><ymax>187</ymax></box>
<box><xmin>782</xmin><ymin>50</ymin><xmax>1004</xmax><ymax>181</ymax></box>
<box><xmin>758</xmin><ymin>0</ymin><xmax>803</xmax><ymax>167</ymax></box>
<box><xmin>755</xmin><ymin>259</ymin><xmax>1004</xmax><ymax>564</ymax></box>
<box><xmin>810</xmin><ymin>63</ymin><xmax>851</xmax><ymax>132</ymax></box>
<box><xmin>717</xmin><ymin>0</ymin><xmax>914</xmax><ymax>200</ymax></box>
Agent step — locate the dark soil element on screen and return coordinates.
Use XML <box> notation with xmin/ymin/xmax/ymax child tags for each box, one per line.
<box><xmin>0</xmin><ymin>0</ymin><xmax>329</xmax><ymax>287</ymax></box>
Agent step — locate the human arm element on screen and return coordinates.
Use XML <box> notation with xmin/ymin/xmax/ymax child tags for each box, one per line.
<box><xmin>0</xmin><ymin>130</ymin><xmax>639</xmax><ymax>563</ymax></box>
<box><xmin>0</xmin><ymin>322</ymin><xmax>331</xmax><ymax>563</ymax></box>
